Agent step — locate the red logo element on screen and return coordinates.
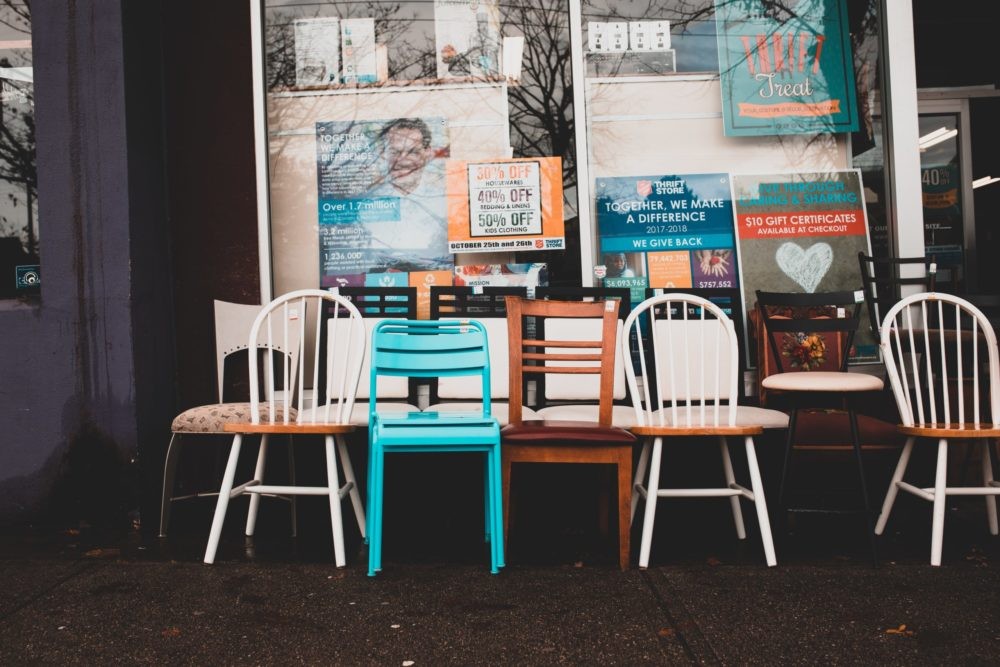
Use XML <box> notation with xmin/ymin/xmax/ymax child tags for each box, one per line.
<box><xmin>636</xmin><ymin>180</ymin><xmax>653</xmax><ymax>197</ymax></box>
<box><xmin>535</xmin><ymin>239</ymin><xmax>544</xmax><ymax>248</ymax></box>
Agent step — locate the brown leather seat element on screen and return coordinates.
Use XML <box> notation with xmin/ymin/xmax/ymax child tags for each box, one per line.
<box><xmin>501</xmin><ymin>420</ymin><xmax>636</xmax><ymax>445</ymax></box>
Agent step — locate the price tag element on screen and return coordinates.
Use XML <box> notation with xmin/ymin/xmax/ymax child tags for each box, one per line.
<box><xmin>854</xmin><ymin>290</ymin><xmax>864</xmax><ymax>303</ymax></box>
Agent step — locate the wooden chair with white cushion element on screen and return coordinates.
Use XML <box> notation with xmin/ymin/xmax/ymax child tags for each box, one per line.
<box><xmin>624</xmin><ymin>293</ymin><xmax>777</xmax><ymax>567</ymax></box>
<box><xmin>756</xmin><ymin>289</ymin><xmax>884</xmax><ymax>565</ymax></box>
<box><xmin>875</xmin><ymin>292</ymin><xmax>999</xmax><ymax>565</ymax></box>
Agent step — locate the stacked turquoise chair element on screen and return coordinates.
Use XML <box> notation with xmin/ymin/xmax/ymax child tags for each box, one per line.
<box><xmin>367</xmin><ymin>319</ymin><xmax>503</xmax><ymax>576</ymax></box>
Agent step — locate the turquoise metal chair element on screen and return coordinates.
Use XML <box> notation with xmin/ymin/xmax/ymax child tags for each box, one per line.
<box><xmin>367</xmin><ymin>319</ymin><xmax>503</xmax><ymax>576</ymax></box>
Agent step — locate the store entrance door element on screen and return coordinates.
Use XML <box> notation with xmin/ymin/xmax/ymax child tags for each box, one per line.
<box><xmin>916</xmin><ymin>100</ymin><xmax>972</xmax><ymax>289</ymax></box>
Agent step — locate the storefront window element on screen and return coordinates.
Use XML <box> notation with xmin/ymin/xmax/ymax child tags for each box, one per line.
<box><xmin>257</xmin><ymin>0</ymin><xmax>890</xmax><ymax>345</ymax></box>
<box><xmin>261</xmin><ymin>0</ymin><xmax>578</xmax><ymax>314</ymax></box>
<box><xmin>581</xmin><ymin>0</ymin><xmax>886</xmax><ymax>359</ymax></box>
<box><xmin>0</xmin><ymin>2</ymin><xmax>38</xmax><ymax>300</ymax></box>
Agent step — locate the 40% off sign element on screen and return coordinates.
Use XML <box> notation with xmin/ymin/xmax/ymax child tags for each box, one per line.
<box><xmin>467</xmin><ymin>161</ymin><xmax>542</xmax><ymax>237</ymax></box>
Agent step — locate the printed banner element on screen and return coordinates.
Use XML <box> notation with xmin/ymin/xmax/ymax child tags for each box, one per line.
<box><xmin>732</xmin><ymin>169</ymin><xmax>876</xmax><ymax>362</ymax></box>
<box><xmin>454</xmin><ymin>263</ymin><xmax>548</xmax><ymax>288</ymax></box>
<box><xmin>315</xmin><ymin>117</ymin><xmax>454</xmax><ymax>294</ymax></box>
<box><xmin>714</xmin><ymin>0</ymin><xmax>859</xmax><ymax>136</ymax></box>
<box><xmin>447</xmin><ymin>157</ymin><xmax>565</xmax><ymax>253</ymax></box>
<box><xmin>596</xmin><ymin>173</ymin><xmax>739</xmax><ymax>289</ymax></box>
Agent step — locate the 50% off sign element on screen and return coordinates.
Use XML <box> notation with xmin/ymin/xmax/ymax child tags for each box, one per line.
<box><xmin>467</xmin><ymin>161</ymin><xmax>542</xmax><ymax>238</ymax></box>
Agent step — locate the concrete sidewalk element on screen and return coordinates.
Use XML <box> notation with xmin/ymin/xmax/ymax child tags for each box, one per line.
<box><xmin>1</xmin><ymin>496</ymin><xmax>998</xmax><ymax>665</ymax></box>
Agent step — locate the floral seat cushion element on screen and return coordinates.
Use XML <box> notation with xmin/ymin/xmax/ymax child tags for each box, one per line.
<box><xmin>171</xmin><ymin>403</ymin><xmax>298</xmax><ymax>433</ymax></box>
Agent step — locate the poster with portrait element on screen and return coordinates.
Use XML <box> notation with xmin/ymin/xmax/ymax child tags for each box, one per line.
<box><xmin>315</xmin><ymin>116</ymin><xmax>454</xmax><ymax>290</ymax></box>
<box><xmin>446</xmin><ymin>157</ymin><xmax>565</xmax><ymax>253</ymax></box>
<box><xmin>732</xmin><ymin>169</ymin><xmax>876</xmax><ymax>363</ymax></box>
<box><xmin>595</xmin><ymin>173</ymin><xmax>739</xmax><ymax>290</ymax></box>
<box><xmin>714</xmin><ymin>0</ymin><xmax>859</xmax><ymax>137</ymax></box>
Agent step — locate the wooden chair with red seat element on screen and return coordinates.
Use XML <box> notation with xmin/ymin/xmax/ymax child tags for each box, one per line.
<box><xmin>501</xmin><ymin>295</ymin><xmax>636</xmax><ymax>570</ymax></box>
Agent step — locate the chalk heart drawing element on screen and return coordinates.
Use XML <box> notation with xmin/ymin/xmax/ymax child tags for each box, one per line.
<box><xmin>774</xmin><ymin>242</ymin><xmax>833</xmax><ymax>293</ymax></box>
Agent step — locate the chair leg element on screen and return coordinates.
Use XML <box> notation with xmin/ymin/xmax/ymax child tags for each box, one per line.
<box><xmin>617</xmin><ymin>447</ymin><xmax>631</xmax><ymax>570</ymax></box>
<box><xmin>931</xmin><ymin>439</ymin><xmax>949</xmax><ymax>566</ymax></box>
<box><xmin>159</xmin><ymin>433</ymin><xmax>181</xmax><ymax>538</ymax></box>
<box><xmin>492</xmin><ymin>445</ymin><xmax>504</xmax><ymax>570</ymax></box>
<box><xmin>777</xmin><ymin>407</ymin><xmax>799</xmax><ymax>532</ymax></box>
<box><xmin>245</xmin><ymin>435</ymin><xmax>269</xmax><ymax>537</ymax></box>
<box><xmin>483</xmin><ymin>455</ymin><xmax>491</xmax><ymax>543</ymax></box>
<box><xmin>368</xmin><ymin>443</ymin><xmax>385</xmax><ymax>576</ymax></box>
<box><xmin>720</xmin><ymin>436</ymin><xmax>746</xmax><ymax>540</ymax></box>
<box><xmin>325</xmin><ymin>435</ymin><xmax>347</xmax><ymax>568</ymax></box>
<box><xmin>288</xmin><ymin>439</ymin><xmax>297</xmax><ymax>538</ymax></box>
<box><xmin>847</xmin><ymin>407</ymin><xmax>878</xmax><ymax>567</ymax></box>
<box><xmin>981</xmin><ymin>440</ymin><xmax>998</xmax><ymax>536</ymax></box>
<box><xmin>204</xmin><ymin>434</ymin><xmax>243</xmax><ymax>564</ymax></box>
<box><xmin>338</xmin><ymin>439</ymin><xmax>366</xmax><ymax>540</ymax></box>
<box><xmin>638</xmin><ymin>437</ymin><xmax>663</xmax><ymax>569</ymax></box>
<box><xmin>631</xmin><ymin>440</ymin><xmax>651</xmax><ymax>525</ymax></box>
<box><xmin>745</xmin><ymin>436</ymin><xmax>777</xmax><ymax>567</ymax></box>
<box><xmin>875</xmin><ymin>436</ymin><xmax>915</xmax><ymax>535</ymax></box>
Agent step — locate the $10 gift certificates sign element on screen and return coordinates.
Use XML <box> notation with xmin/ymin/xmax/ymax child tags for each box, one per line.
<box><xmin>446</xmin><ymin>157</ymin><xmax>565</xmax><ymax>253</ymax></box>
<box><xmin>732</xmin><ymin>169</ymin><xmax>878</xmax><ymax>363</ymax></box>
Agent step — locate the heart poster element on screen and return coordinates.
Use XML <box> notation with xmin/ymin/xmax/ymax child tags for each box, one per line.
<box><xmin>732</xmin><ymin>170</ymin><xmax>876</xmax><ymax>364</ymax></box>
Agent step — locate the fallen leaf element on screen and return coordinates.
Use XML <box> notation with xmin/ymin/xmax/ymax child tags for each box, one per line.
<box><xmin>161</xmin><ymin>627</ymin><xmax>182</xmax><ymax>638</ymax></box>
<box><xmin>403</xmin><ymin>661</ymin><xmax>415</xmax><ymax>666</ymax></box>
<box><xmin>885</xmin><ymin>624</ymin><xmax>914</xmax><ymax>636</ymax></box>
<box><xmin>83</xmin><ymin>548</ymin><xmax>121</xmax><ymax>559</ymax></box>
<box><xmin>391</xmin><ymin>624</ymin><xmax>401</xmax><ymax>629</ymax></box>
<box><xmin>63</xmin><ymin>529</ymin><xmax>80</xmax><ymax>537</ymax></box>
<box><xmin>657</xmin><ymin>628</ymin><xmax>675</xmax><ymax>638</ymax></box>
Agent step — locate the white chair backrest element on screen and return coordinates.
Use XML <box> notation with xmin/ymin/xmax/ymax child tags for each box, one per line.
<box><xmin>248</xmin><ymin>290</ymin><xmax>366</xmax><ymax>425</ymax></box>
<box><xmin>436</xmin><ymin>317</ymin><xmax>510</xmax><ymax>400</ymax></box>
<box><xmin>623</xmin><ymin>293</ymin><xmax>740</xmax><ymax>428</ymax></box>
<box><xmin>542</xmin><ymin>318</ymin><xmax>627</xmax><ymax>401</ymax></box>
<box><xmin>328</xmin><ymin>317</ymin><xmax>410</xmax><ymax>401</ymax></box>
<box><xmin>880</xmin><ymin>292</ymin><xmax>1000</xmax><ymax>428</ymax></box>
<box><xmin>214</xmin><ymin>300</ymin><xmax>303</xmax><ymax>403</ymax></box>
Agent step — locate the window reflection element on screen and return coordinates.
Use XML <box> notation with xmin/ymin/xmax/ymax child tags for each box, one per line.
<box><xmin>0</xmin><ymin>1</ymin><xmax>37</xmax><ymax>299</ymax></box>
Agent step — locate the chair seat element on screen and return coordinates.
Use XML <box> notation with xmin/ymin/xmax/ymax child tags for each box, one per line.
<box><xmin>646</xmin><ymin>405</ymin><xmax>790</xmax><ymax>430</ymax></box>
<box><xmin>428</xmin><ymin>401</ymin><xmax>538</xmax><ymax>426</ymax></box>
<box><xmin>761</xmin><ymin>371</ymin><xmax>883</xmax><ymax>393</ymax></box>
<box><xmin>373</xmin><ymin>411</ymin><xmax>501</xmax><ymax>446</ymax></box>
<box><xmin>897</xmin><ymin>423</ymin><xmax>1000</xmax><ymax>438</ymax></box>
<box><xmin>535</xmin><ymin>404</ymin><xmax>639</xmax><ymax>428</ymax></box>
<box><xmin>171</xmin><ymin>403</ymin><xmax>297</xmax><ymax>433</ymax></box>
<box><xmin>501</xmin><ymin>420</ymin><xmax>636</xmax><ymax>445</ymax></box>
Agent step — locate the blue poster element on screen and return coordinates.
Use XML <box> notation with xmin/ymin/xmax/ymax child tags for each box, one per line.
<box><xmin>315</xmin><ymin>117</ymin><xmax>453</xmax><ymax>287</ymax></box>
<box><xmin>714</xmin><ymin>0</ymin><xmax>859</xmax><ymax>137</ymax></box>
<box><xmin>596</xmin><ymin>174</ymin><xmax>739</xmax><ymax>289</ymax></box>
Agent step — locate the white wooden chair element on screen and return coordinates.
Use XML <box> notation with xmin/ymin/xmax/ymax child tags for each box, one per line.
<box><xmin>623</xmin><ymin>293</ymin><xmax>778</xmax><ymax>568</ymax></box>
<box><xmin>875</xmin><ymin>292</ymin><xmax>1000</xmax><ymax>565</ymax></box>
<box><xmin>203</xmin><ymin>289</ymin><xmax>367</xmax><ymax>566</ymax></box>
<box><xmin>159</xmin><ymin>300</ymin><xmax>301</xmax><ymax>537</ymax></box>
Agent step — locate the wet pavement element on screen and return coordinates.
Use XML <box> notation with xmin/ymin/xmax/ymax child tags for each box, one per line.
<box><xmin>2</xmin><ymin>447</ymin><xmax>1000</xmax><ymax>665</ymax></box>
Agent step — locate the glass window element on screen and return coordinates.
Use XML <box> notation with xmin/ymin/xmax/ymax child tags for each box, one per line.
<box><xmin>580</xmin><ymin>0</ymin><xmax>887</xmax><ymax>360</ymax></box>
<box><xmin>261</xmin><ymin>0</ymin><xmax>579</xmax><ymax>315</ymax></box>
<box><xmin>0</xmin><ymin>2</ymin><xmax>38</xmax><ymax>299</ymax></box>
